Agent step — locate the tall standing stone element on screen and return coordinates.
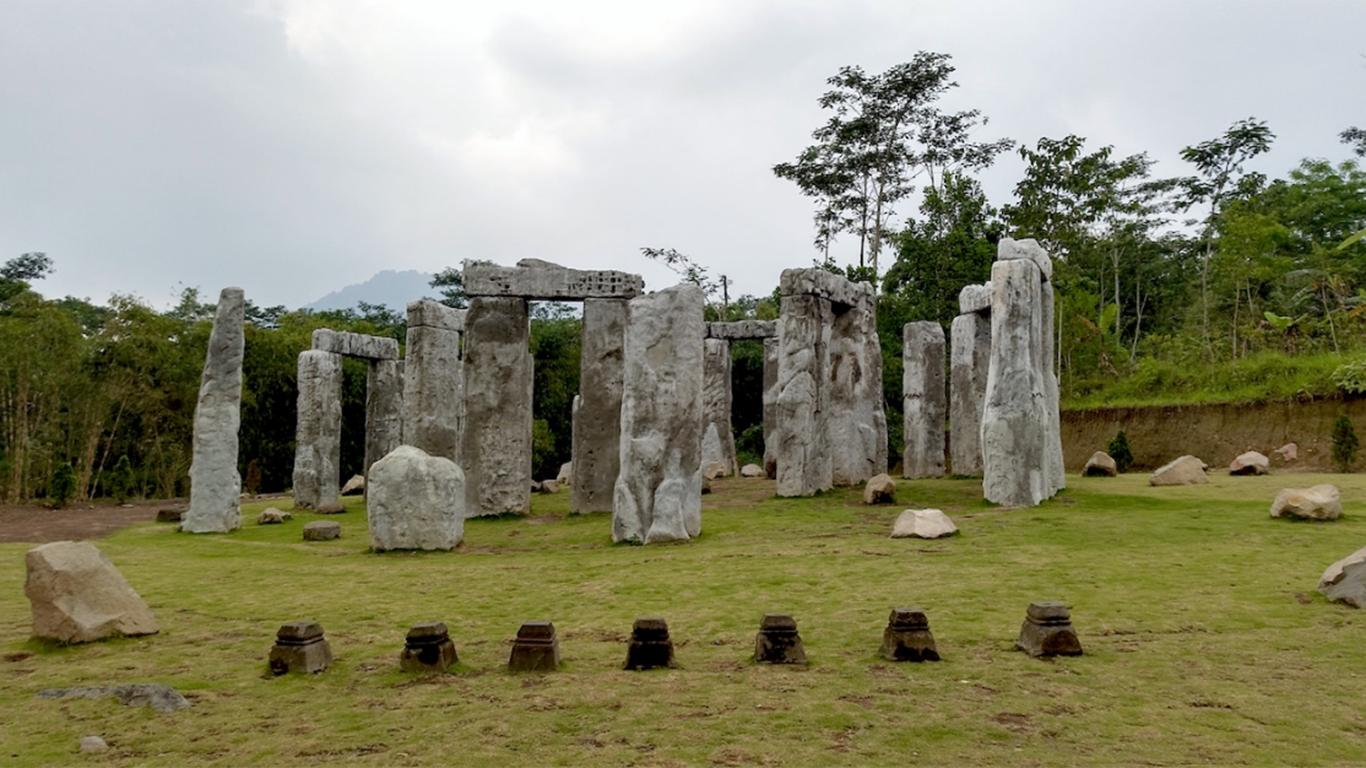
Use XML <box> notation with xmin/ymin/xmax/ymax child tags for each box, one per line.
<box><xmin>830</xmin><ymin>295</ymin><xmax>887</xmax><ymax>485</ymax></box>
<box><xmin>775</xmin><ymin>293</ymin><xmax>832</xmax><ymax>497</ymax></box>
<box><xmin>402</xmin><ymin>300</ymin><xmax>464</xmax><ymax>463</ymax></box>
<box><xmin>364</xmin><ymin>359</ymin><xmax>403</xmax><ymax>481</ymax></box>
<box><xmin>292</xmin><ymin>350</ymin><xmax>342</xmax><ymax>511</ymax></box>
<box><xmin>463</xmin><ymin>297</ymin><xmax>533</xmax><ymax>517</ymax></box>
<box><xmin>701</xmin><ymin>338</ymin><xmax>738</xmax><ymax>477</ymax></box>
<box><xmin>613</xmin><ymin>284</ymin><xmax>705</xmax><ymax>544</ymax></box>
<box><xmin>949</xmin><ymin>311</ymin><xmax>990</xmax><ymax>476</ymax></box>
<box><xmin>902</xmin><ymin>321</ymin><xmax>946</xmax><ymax>479</ymax></box>
<box><xmin>1039</xmin><ymin>273</ymin><xmax>1065</xmax><ymax>496</ymax></box>
<box><xmin>762</xmin><ymin>337</ymin><xmax>779</xmax><ymax>479</ymax></box>
<box><xmin>980</xmin><ymin>258</ymin><xmax>1049</xmax><ymax>506</ymax></box>
<box><xmin>184</xmin><ymin>287</ymin><xmax>246</xmax><ymax>533</ymax></box>
<box><xmin>572</xmin><ymin>298</ymin><xmax>626</xmax><ymax>514</ymax></box>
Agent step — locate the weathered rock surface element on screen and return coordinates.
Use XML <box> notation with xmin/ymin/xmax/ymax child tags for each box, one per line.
<box><xmin>1149</xmin><ymin>455</ymin><xmax>1209</xmax><ymax>486</ymax></box>
<box><xmin>367</xmin><ymin>446</ymin><xmax>464</xmax><ymax>551</ymax></box>
<box><xmin>701</xmin><ymin>338</ymin><xmax>738</xmax><ymax>478</ymax></box>
<box><xmin>1015</xmin><ymin>601</ymin><xmax>1082</xmax><ymax>658</ymax></box>
<box><xmin>1229</xmin><ymin>451</ymin><xmax>1270</xmax><ymax>476</ymax></box>
<box><xmin>340</xmin><ymin>475</ymin><xmax>365</xmax><ymax>496</ymax></box>
<box><xmin>1083</xmin><ymin>451</ymin><xmax>1118</xmax><ymax>477</ymax></box>
<box><xmin>399</xmin><ymin>621</ymin><xmax>458</xmax><ymax>673</ymax></box>
<box><xmin>890</xmin><ymin>509</ymin><xmax>958</xmax><ymax>539</ymax></box>
<box><xmin>775</xmin><ymin>292</ymin><xmax>832</xmax><ymax>496</ymax></box>
<box><xmin>507</xmin><ymin>620</ymin><xmax>560</xmax><ymax>671</ymax></box>
<box><xmin>269</xmin><ymin>620</ymin><xmax>332</xmax><ymax>675</ymax></box>
<box><xmin>572</xmin><ymin>299</ymin><xmax>626</xmax><ymax>514</ymax></box>
<box><xmin>464</xmin><ymin>259</ymin><xmax>644</xmax><ymax>300</ymax></box>
<box><xmin>740</xmin><ymin>463</ymin><xmax>765</xmax><ymax>478</ymax></box>
<box><xmin>705</xmin><ymin>320</ymin><xmax>777</xmax><ymax>340</ymax></box>
<box><xmin>39</xmin><ymin>684</ymin><xmax>189</xmax><ymax>713</ymax></box>
<box><xmin>612</xmin><ymin>284</ymin><xmax>705</xmax><ymax>544</ymax></box>
<box><xmin>1319</xmin><ymin>546</ymin><xmax>1366</xmax><ymax>608</ymax></box>
<box><xmin>880</xmin><ymin>607</ymin><xmax>939</xmax><ymax>662</ymax></box>
<box><xmin>998</xmin><ymin>237</ymin><xmax>1054</xmax><ymax>282</ymax></box>
<box><xmin>25</xmin><ymin>541</ymin><xmax>158</xmax><ymax>643</ymax></box>
<box><xmin>311</xmin><ymin>328</ymin><xmax>399</xmax><ymax>360</ymax></box>
<box><xmin>902</xmin><ymin>321</ymin><xmax>946</xmax><ymax>479</ymax></box>
<box><xmin>863</xmin><ymin>473</ymin><xmax>896</xmax><ymax>505</ymax></box>
<box><xmin>80</xmin><ymin>736</ymin><xmax>108</xmax><ymax>752</ymax></box>
<box><xmin>1275</xmin><ymin>442</ymin><xmax>1298</xmax><ymax>462</ymax></box>
<box><xmin>184</xmin><ymin>287</ymin><xmax>245</xmax><ymax>534</ymax></box>
<box><xmin>302</xmin><ymin>521</ymin><xmax>341</xmax><ymax>541</ymax></box>
<box><xmin>762</xmin><ymin>337</ymin><xmax>779</xmax><ymax>479</ymax></box>
<box><xmin>949</xmin><ymin>311</ymin><xmax>990</xmax><ymax>476</ymax></box>
<box><xmin>406</xmin><ymin>299</ymin><xmax>465</xmax><ymax>332</ymax></box>
<box><xmin>257</xmin><ymin>507</ymin><xmax>291</xmax><ymax>525</ymax></box>
<box><xmin>292</xmin><ymin>350</ymin><xmax>342</xmax><ymax>510</ymax></box>
<box><xmin>1270</xmin><ymin>484</ymin><xmax>1342</xmax><ymax>520</ymax></box>
<box><xmin>958</xmin><ymin>283</ymin><xmax>992</xmax><ymax>314</ymax></box>
<box><xmin>829</xmin><ymin>293</ymin><xmax>887</xmax><ymax>486</ymax></box>
<box><xmin>462</xmin><ymin>296</ymin><xmax>532</xmax><ymax>517</ymax></box>
<box><xmin>557</xmin><ymin>462</ymin><xmax>573</xmax><ymax>485</ymax></box>
<box><xmin>753</xmin><ymin>614</ymin><xmax>807</xmax><ymax>665</ymax></box>
<box><xmin>779</xmin><ymin>267</ymin><xmax>874</xmax><ymax>307</ymax></box>
<box><xmin>364</xmin><ymin>359</ymin><xmax>404</xmax><ymax>479</ymax></box>
<box><xmin>402</xmin><ymin>300</ymin><xmax>464</xmax><ymax>464</ymax></box>
<box><xmin>538</xmin><ymin>479</ymin><xmax>560</xmax><ymax>494</ymax></box>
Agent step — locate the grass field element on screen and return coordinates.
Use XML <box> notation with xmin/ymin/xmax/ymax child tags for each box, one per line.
<box><xmin>2</xmin><ymin>472</ymin><xmax>1365</xmax><ymax>766</ymax></box>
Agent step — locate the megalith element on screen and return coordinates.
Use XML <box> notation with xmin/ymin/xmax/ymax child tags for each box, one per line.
<box><xmin>762</xmin><ymin>337</ymin><xmax>779</xmax><ymax>479</ymax></box>
<box><xmin>183</xmin><ymin>287</ymin><xmax>245</xmax><ymax>534</ymax></box>
<box><xmin>902</xmin><ymin>321</ymin><xmax>946</xmax><ymax>479</ymax></box>
<box><xmin>367</xmin><ymin>446</ymin><xmax>465</xmax><ymax>551</ymax></box>
<box><xmin>701</xmin><ymin>338</ymin><xmax>738</xmax><ymax>478</ymax></box>
<box><xmin>292</xmin><ymin>350</ymin><xmax>343</xmax><ymax>510</ymax></box>
<box><xmin>612</xmin><ymin>283</ymin><xmax>705</xmax><ymax>544</ymax></box>
<box><xmin>402</xmin><ymin>300</ymin><xmax>464</xmax><ymax>463</ymax></box>
<box><xmin>572</xmin><ymin>298</ymin><xmax>627</xmax><ymax>514</ymax></box>
<box><xmin>462</xmin><ymin>296</ymin><xmax>533</xmax><ymax>517</ymax></box>
<box><xmin>949</xmin><ymin>288</ymin><xmax>991</xmax><ymax>477</ymax></box>
<box><xmin>775</xmin><ymin>292</ymin><xmax>833</xmax><ymax>496</ymax></box>
<box><xmin>364</xmin><ymin>358</ymin><xmax>403</xmax><ymax>481</ymax></box>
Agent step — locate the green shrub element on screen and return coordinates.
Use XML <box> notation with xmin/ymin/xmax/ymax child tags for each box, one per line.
<box><xmin>1332</xmin><ymin>359</ymin><xmax>1366</xmax><ymax>395</ymax></box>
<box><xmin>1107</xmin><ymin>430</ymin><xmax>1134</xmax><ymax>473</ymax></box>
<box><xmin>1332</xmin><ymin>415</ymin><xmax>1359</xmax><ymax>472</ymax></box>
<box><xmin>49</xmin><ymin>462</ymin><xmax>76</xmax><ymax>509</ymax></box>
<box><xmin>735</xmin><ymin>424</ymin><xmax>764</xmax><ymax>469</ymax></box>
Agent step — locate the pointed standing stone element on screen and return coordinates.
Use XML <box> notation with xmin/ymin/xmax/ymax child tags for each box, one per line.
<box><xmin>292</xmin><ymin>350</ymin><xmax>343</xmax><ymax>511</ymax></box>
<box><xmin>902</xmin><ymin>321</ymin><xmax>946</xmax><ymax>479</ymax></box>
<box><xmin>183</xmin><ymin>287</ymin><xmax>245</xmax><ymax>533</ymax></box>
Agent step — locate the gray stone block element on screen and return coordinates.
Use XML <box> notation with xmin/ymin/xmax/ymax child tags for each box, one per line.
<box><xmin>184</xmin><ymin>287</ymin><xmax>245</xmax><ymax>533</ymax></box>
<box><xmin>311</xmin><ymin>328</ymin><xmax>399</xmax><ymax>360</ymax></box>
<box><xmin>902</xmin><ymin>321</ymin><xmax>946</xmax><ymax>479</ymax></box>
<box><xmin>706</xmin><ymin>320</ymin><xmax>777</xmax><ymax>340</ymax></box>
<box><xmin>464</xmin><ymin>259</ymin><xmax>644</xmax><ymax>300</ymax></box>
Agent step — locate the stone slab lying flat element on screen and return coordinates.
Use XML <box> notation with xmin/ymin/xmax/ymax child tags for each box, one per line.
<box><xmin>706</xmin><ymin>320</ymin><xmax>777</xmax><ymax>340</ymax></box>
<box><xmin>778</xmin><ymin>267</ymin><xmax>873</xmax><ymax>307</ymax></box>
<box><xmin>463</xmin><ymin>259</ymin><xmax>644</xmax><ymax>299</ymax></box>
<box><xmin>311</xmin><ymin>329</ymin><xmax>399</xmax><ymax>360</ymax></box>
<box><xmin>406</xmin><ymin>299</ymin><xmax>466</xmax><ymax>331</ymax></box>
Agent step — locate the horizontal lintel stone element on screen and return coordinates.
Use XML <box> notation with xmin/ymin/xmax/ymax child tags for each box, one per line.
<box><xmin>406</xmin><ymin>299</ymin><xmax>465</xmax><ymax>332</ymax></box>
<box><xmin>706</xmin><ymin>320</ymin><xmax>777</xmax><ymax>340</ymax></box>
<box><xmin>463</xmin><ymin>259</ymin><xmax>644</xmax><ymax>300</ymax></box>
<box><xmin>311</xmin><ymin>329</ymin><xmax>399</xmax><ymax>360</ymax></box>
<box><xmin>778</xmin><ymin>268</ymin><xmax>874</xmax><ymax>307</ymax></box>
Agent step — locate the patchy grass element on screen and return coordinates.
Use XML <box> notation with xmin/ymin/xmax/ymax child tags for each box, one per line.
<box><xmin>2</xmin><ymin>473</ymin><xmax>1365</xmax><ymax>766</ymax></box>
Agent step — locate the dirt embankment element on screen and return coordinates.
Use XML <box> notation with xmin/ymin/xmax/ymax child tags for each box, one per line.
<box><xmin>1062</xmin><ymin>397</ymin><xmax>1366</xmax><ymax>471</ymax></box>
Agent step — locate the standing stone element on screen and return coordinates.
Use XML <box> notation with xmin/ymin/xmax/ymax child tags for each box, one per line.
<box><xmin>623</xmin><ymin>617</ymin><xmax>675</xmax><ymax>670</ymax></box>
<box><xmin>612</xmin><ymin>284</ymin><xmax>705</xmax><ymax>544</ymax></box>
<box><xmin>762</xmin><ymin>337</ymin><xmax>779</xmax><ymax>479</ymax></box>
<box><xmin>701</xmin><ymin>338</ymin><xmax>738</xmax><ymax>478</ymax></box>
<box><xmin>402</xmin><ymin>300</ymin><xmax>464</xmax><ymax>464</ymax></box>
<box><xmin>507</xmin><ymin>621</ymin><xmax>560</xmax><ymax>671</ymax></box>
<box><xmin>367</xmin><ymin>446</ymin><xmax>465</xmax><ymax>551</ymax></box>
<box><xmin>902</xmin><ymin>321</ymin><xmax>946</xmax><ymax>479</ymax></box>
<box><xmin>949</xmin><ymin>311</ymin><xmax>991</xmax><ymax>476</ymax></box>
<box><xmin>775</xmin><ymin>293</ymin><xmax>833</xmax><ymax>497</ymax></box>
<box><xmin>880</xmin><ymin>607</ymin><xmax>940</xmax><ymax>662</ymax></box>
<box><xmin>399</xmin><ymin>622</ymin><xmax>458</xmax><ymax>673</ymax></box>
<box><xmin>753</xmin><ymin>614</ymin><xmax>807</xmax><ymax>665</ymax></box>
<box><xmin>1039</xmin><ymin>271</ymin><xmax>1065</xmax><ymax>496</ymax></box>
<box><xmin>572</xmin><ymin>299</ymin><xmax>627</xmax><ymax>514</ymax></box>
<box><xmin>463</xmin><ymin>297</ymin><xmax>532</xmax><ymax>517</ymax></box>
<box><xmin>980</xmin><ymin>259</ymin><xmax>1050</xmax><ymax>507</ymax></box>
<box><xmin>25</xmin><ymin>541</ymin><xmax>159</xmax><ymax>643</ymax></box>
<box><xmin>829</xmin><ymin>295</ymin><xmax>885</xmax><ymax>486</ymax></box>
<box><xmin>364</xmin><ymin>359</ymin><xmax>403</xmax><ymax>481</ymax></box>
<box><xmin>183</xmin><ymin>287</ymin><xmax>245</xmax><ymax>533</ymax></box>
<box><xmin>292</xmin><ymin>350</ymin><xmax>342</xmax><ymax>511</ymax></box>
<box><xmin>1015</xmin><ymin>601</ymin><xmax>1082</xmax><ymax>658</ymax></box>
<box><xmin>268</xmin><ymin>621</ymin><xmax>332</xmax><ymax>675</ymax></box>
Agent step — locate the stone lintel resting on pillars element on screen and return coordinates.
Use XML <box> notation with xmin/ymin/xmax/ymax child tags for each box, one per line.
<box><xmin>184</xmin><ymin>287</ymin><xmax>246</xmax><ymax>534</ymax></box>
<box><xmin>462</xmin><ymin>296</ymin><xmax>533</xmax><ymax>517</ymax></box>
<box><xmin>572</xmin><ymin>298</ymin><xmax>627</xmax><ymax>514</ymax></box>
<box><xmin>902</xmin><ymin>321</ymin><xmax>946</xmax><ymax>479</ymax></box>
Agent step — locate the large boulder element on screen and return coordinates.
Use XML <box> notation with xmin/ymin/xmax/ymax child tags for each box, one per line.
<box><xmin>25</xmin><ymin>541</ymin><xmax>158</xmax><ymax>644</ymax></box>
<box><xmin>1149</xmin><ymin>455</ymin><xmax>1208</xmax><ymax>486</ymax></box>
<box><xmin>863</xmin><ymin>474</ymin><xmax>896</xmax><ymax>505</ymax></box>
<box><xmin>1270</xmin><ymin>484</ymin><xmax>1342</xmax><ymax>521</ymax></box>
<box><xmin>1229</xmin><ymin>451</ymin><xmax>1270</xmax><ymax>476</ymax></box>
<box><xmin>1319</xmin><ymin>546</ymin><xmax>1366</xmax><ymax>608</ymax></box>
<box><xmin>1082</xmin><ymin>452</ymin><xmax>1117</xmax><ymax>477</ymax></box>
<box><xmin>890</xmin><ymin>509</ymin><xmax>958</xmax><ymax>539</ymax></box>
<box><xmin>367</xmin><ymin>446</ymin><xmax>465</xmax><ymax>551</ymax></box>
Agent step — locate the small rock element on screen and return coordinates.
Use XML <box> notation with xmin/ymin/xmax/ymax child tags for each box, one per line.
<box><xmin>538</xmin><ymin>479</ymin><xmax>560</xmax><ymax>494</ymax></box>
<box><xmin>1229</xmin><ymin>451</ymin><xmax>1270</xmax><ymax>476</ymax></box>
<box><xmin>1274</xmin><ymin>442</ymin><xmax>1298</xmax><ymax>462</ymax></box>
<box><xmin>862</xmin><ymin>474</ymin><xmax>896</xmax><ymax>505</ymax></box>
<box><xmin>739</xmin><ymin>464</ymin><xmax>765</xmax><ymax>478</ymax></box>
<box><xmin>530</xmin><ymin>480</ymin><xmax>543</xmax><ymax>493</ymax></box>
<box><xmin>1270</xmin><ymin>484</ymin><xmax>1342</xmax><ymax>521</ymax></box>
<box><xmin>340</xmin><ymin>475</ymin><xmax>365</xmax><ymax>496</ymax></box>
<box><xmin>302</xmin><ymin>521</ymin><xmax>341</xmax><ymax>541</ymax></box>
<box><xmin>315</xmin><ymin>502</ymin><xmax>344</xmax><ymax>515</ymax></box>
<box><xmin>79</xmin><ymin>736</ymin><xmax>108</xmax><ymax>753</ymax></box>
<box><xmin>1319</xmin><ymin>546</ymin><xmax>1366</xmax><ymax>608</ymax></box>
<box><xmin>703</xmin><ymin>463</ymin><xmax>728</xmax><ymax>481</ymax></box>
<box><xmin>1082</xmin><ymin>452</ymin><xmax>1117</xmax><ymax>477</ymax></box>
<box><xmin>890</xmin><ymin>509</ymin><xmax>958</xmax><ymax>539</ymax></box>
<box><xmin>1149</xmin><ymin>455</ymin><xmax>1208</xmax><ymax>486</ymax></box>
<box><xmin>556</xmin><ymin>462</ymin><xmax>573</xmax><ymax>486</ymax></box>
<box><xmin>257</xmin><ymin>507</ymin><xmax>292</xmax><ymax>525</ymax></box>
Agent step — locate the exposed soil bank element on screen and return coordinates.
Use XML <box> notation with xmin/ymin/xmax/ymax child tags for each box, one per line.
<box><xmin>1062</xmin><ymin>397</ymin><xmax>1365</xmax><ymax>472</ymax></box>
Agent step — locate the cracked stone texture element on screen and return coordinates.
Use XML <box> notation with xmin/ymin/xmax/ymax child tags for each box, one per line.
<box><xmin>706</xmin><ymin>320</ymin><xmax>777</xmax><ymax>340</ymax></box>
<box><xmin>775</xmin><ymin>293</ymin><xmax>833</xmax><ymax>497</ymax></box>
<box><xmin>403</xmin><ymin>303</ymin><xmax>464</xmax><ymax>464</ymax></box>
<box><xmin>612</xmin><ymin>284</ymin><xmax>705</xmax><ymax>544</ymax></box>
<box><xmin>701</xmin><ymin>338</ymin><xmax>738</xmax><ymax>478</ymax></box>
<box><xmin>902</xmin><ymin>321</ymin><xmax>946</xmax><ymax>479</ymax></box>
<box><xmin>464</xmin><ymin>258</ymin><xmax>644</xmax><ymax>300</ymax></box>
<box><xmin>311</xmin><ymin>328</ymin><xmax>399</xmax><ymax>360</ymax></box>
<box><xmin>1319</xmin><ymin>545</ymin><xmax>1366</xmax><ymax>608</ymax></box>
<box><xmin>462</xmin><ymin>297</ymin><xmax>533</xmax><ymax>516</ymax></box>
<box><xmin>184</xmin><ymin>287</ymin><xmax>245</xmax><ymax>534</ymax></box>
<box><xmin>778</xmin><ymin>267</ymin><xmax>875</xmax><ymax>307</ymax></box>
<box><xmin>958</xmin><ymin>283</ymin><xmax>992</xmax><ymax>314</ymax></box>
<box><xmin>572</xmin><ymin>298</ymin><xmax>627</xmax><ymax>514</ymax></box>
<box><xmin>367</xmin><ymin>445</ymin><xmax>465</xmax><ymax>551</ymax></box>
<box><xmin>950</xmin><ymin>312</ymin><xmax>991</xmax><ymax>477</ymax></box>
<box><xmin>25</xmin><ymin>541</ymin><xmax>159</xmax><ymax>644</ymax></box>
<box><xmin>829</xmin><ymin>294</ymin><xmax>887</xmax><ymax>486</ymax></box>
<box><xmin>292</xmin><ymin>350</ymin><xmax>342</xmax><ymax>510</ymax></box>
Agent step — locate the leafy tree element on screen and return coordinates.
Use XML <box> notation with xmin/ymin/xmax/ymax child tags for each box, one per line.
<box><xmin>430</xmin><ymin>267</ymin><xmax>468</xmax><ymax>309</ymax></box>
<box><xmin>109</xmin><ymin>454</ymin><xmax>133</xmax><ymax>503</ymax></box>
<box><xmin>49</xmin><ymin>462</ymin><xmax>75</xmax><ymax>509</ymax></box>
<box><xmin>1331</xmin><ymin>415</ymin><xmax>1359</xmax><ymax>472</ymax></box>
<box><xmin>1342</xmin><ymin>127</ymin><xmax>1366</xmax><ymax>158</ymax></box>
<box><xmin>0</xmin><ymin>252</ymin><xmax>53</xmax><ymax>304</ymax></box>
<box><xmin>1107</xmin><ymin>431</ymin><xmax>1134</xmax><ymax>473</ymax></box>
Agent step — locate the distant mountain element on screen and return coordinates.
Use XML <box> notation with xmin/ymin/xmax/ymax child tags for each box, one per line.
<box><xmin>305</xmin><ymin>269</ymin><xmax>435</xmax><ymax>313</ymax></box>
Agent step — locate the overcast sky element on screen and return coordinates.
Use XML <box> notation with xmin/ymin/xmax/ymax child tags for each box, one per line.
<box><xmin>2</xmin><ymin>0</ymin><xmax>1363</xmax><ymax>309</ymax></box>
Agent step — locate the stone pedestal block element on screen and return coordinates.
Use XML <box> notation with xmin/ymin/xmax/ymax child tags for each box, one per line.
<box><xmin>880</xmin><ymin>608</ymin><xmax>939</xmax><ymax>662</ymax></box>
<box><xmin>399</xmin><ymin>622</ymin><xmax>458</xmax><ymax>673</ymax></box>
<box><xmin>701</xmin><ymin>338</ymin><xmax>738</xmax><ymax>478</ymax></box>
<box><xmin>508</xmin><ymin>621</ymin><xmax>560</xmax><ymax>671</ymax></box>
<box><xmin>572</xmin><ymin>298</ymin><xmax>626</xmax><ymax>514</ymax></box>
<box><xmin>184</xmin><ymin>287</ymin><xmax>245</xmax><ymax>533</ymax></box>
<box><xmin>463</xmin><ymin>297</ymin><xmax>533</xmax><ymax>517</ymax></box>
<box><xmin>624</xmin><ymin>617</ymin><xmax>675</xmax><ymax>670</ymax></box>
<box><xmin>302</xmin><ymin>521</ymin><xmax>341</xmax><ymax>541</ymax></box>
<box><xmin>1015</xmin><ymin>601</ymin><xmax>1082</xmax><ymax>657</ymax></box>
<box><xmin>902</xmin><ymin>321</ymin><xmax>946</xmax><ymax>479</ymax></box>
<box><xmin>269</xmin><ymin>621</ymin><xmax>332</xmax><ymax>675</ymax></box>
<box><xmin>292</xmin><ymin>350</ymin><xmax>342</xmax><ymax>511</ymax></box>
<box><xmin>753</xmin><ymin>614</ymin><xmax>807</xmax><ymax>665</ymax></box>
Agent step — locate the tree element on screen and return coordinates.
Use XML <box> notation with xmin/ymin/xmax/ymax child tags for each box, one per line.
<box><xmin>1107</xmin><ymin>431</ymin><xmax>1134</xmax><ymax>473</ymax></box>
<box><xmin>109</xmin><ymin>454</ymin><xmax>133</xmax><ymax>503</ymax></box>
<box><xmin>430</xmin><ymin>267</ymin><xmax>468</xmax><ymax>309</ymax></box>
<box><xmin>0</xmin><ymin>252</ymin><xmax>53</xmax><ymax>304</ymax></box>
<box><xmin>49</xmin><ymin>462</ymin><xmax>75</xmax><ymax>509</ymax></box>
<box><xmin>1331</xmin><ymin>415</ymin><xmax>1359</xmax><ymax>473</ymax></box>
<box><xmin>774</xmin><ymin>54</ymin><xmax>1011</xmax><ymax>280</ymax></box>
<box><xmin>1342</xmin><ymin>127</ymin><xmax>1366</xmax><ymax>158</ymax></box>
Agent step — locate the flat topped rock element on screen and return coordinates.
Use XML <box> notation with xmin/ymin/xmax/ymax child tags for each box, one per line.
<box><xmin>406</xmin><ymin>299</ymin><xmax>465</xmax><ymax>331</ymax></box>
<box><xmin>1026</xmin><ymin>601</ymin><xmax>1071</xmax><ymax>624</ymax></box>
<box><xmin>888</xmin><ymin>607</ymin><xmax>929</xmax><ymax>630</ymax></box>
<box><xmin>508</xmin><ymin>620</ymin><xmax>560</xmax><ymax>671</ymax></box>
<box><xmin>302</xmin><ymin>520</ymin><xmax>341</xmax><ymax>541</ymax></box>
<box><xmin>759</xmin><ymin>614</ymin><xmax>798</xmax><ymax>633</ymax></box>
<box><xmin>778</xmin><ymin>267</ymin><xmax>874</xmax><ymax>307</ymax></box>
<box><xmin>998</xmin><ymin>237</ymin><xmax>1053</xmax><ymax>281</ymax></box>
<box><xmin>405</xmin><ymin>622</ymin><xmax>450</xmax><ymax>643</ymax></box>
<box><xmin>275</xmin><ymin>620</ymin><xmax>325</xmax><ymax>643</ymax></box>
<box><xmin>311</xmin><ymin>328</ymin><xmax>399</xmax><ymax>360</ymax></box>
<box><xmin>706</xmin><ymin>320</ymin><xmax>777</xmax><ymax>340</ymax></box>
<box><xmin>464</xmin><ymin>259</ymin><xmax>644</xmax><ymax>300</ymax></box>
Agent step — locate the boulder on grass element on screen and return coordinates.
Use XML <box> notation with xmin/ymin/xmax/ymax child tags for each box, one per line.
<box><xmin>1319</xmin><ymin>546</ymin><xmax>1366</xmax><ymax>608</ymax></box>
<box><xmin>538</xmin><ymin>479</ymin><xmax>560</xmax><ymax>494</ymax></box>
<box><xmin>863</xmin><ymin>474</ymin><xmax>896</xmax><ymax>505</ymax></box>
<box><xmin>1083</xmin><ymin>452</ymin><xmax>1117</xmax><ymax>477</ymax></box>
<box><xmin>1229</xmin><ymin>451</ymin><xmax>1270</xmax><ymax>476</ymax></box>
<box><xmin>1149</xmin><ymin>455</ymin><xmax>1208</xmax><ymax>486</ymax></box>
<box><xmin>367</xmin><ymin>446</ymin><xmax>464</xmax><ymax>551</ymax></box>
<box><xmin>1270</xmin><ymin>484</ymin><xmax>1341</xmax><ymax>521</ymax></box>
<box><xmin>25</xmin><ymin>541</ymin><xmax>159</xmax><ymax>644</ymax></box>
<box><xmin>739</xmin><ymin>464</ymin><xmax>765</xmax><ymax>478</ymax></box>
<box><xmin>303</xmin><ymin>521</ymin><xmax>341</xmax><ymax>541</ymax></box>
<box><xmin>1274</xmin><ymin>443</ymin><xmax>1298</xmax><ymax>463</ymax></box>
<box><xmin>257</xmin><ymin>507</ymin><xmax>292</xmax><ymax>525</ymax></box>
<box><xmin>340</xmin><ymin>475</ymin><xmax>365</xmax><ymax>496</ymax></box>
<box><xmin>890</xmin><ymin>509</ymin><xmax>958</xmax><ymax>539</ymax></box>
<box><xmin>703</xmin><ymin>463</ymin><xmax>728</xmax><ymax>481</ymax></box>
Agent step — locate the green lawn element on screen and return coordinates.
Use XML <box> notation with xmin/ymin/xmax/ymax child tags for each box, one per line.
<box><xmin>2</xmin><ymin>473</ymin><xmax>1365</xmax><ymax>766</ymax></box>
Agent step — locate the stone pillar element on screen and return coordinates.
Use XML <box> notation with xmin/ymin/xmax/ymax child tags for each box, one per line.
<box><xmin>402</xmin><ymin>300</ymin><xmax>464</xmax><ymax>464</ymax></box>
<box><xmin>774</xmin><ymin>294</ymin><xmax>833</xmax><ymax>497</ymax></box>
<box><xmin>762</xmin><ymin>337</ymin><xmax>779</xmax><ymax>479</ymax></box>
<box><xmin>902</xmin><ymin>321</ymin><xmax>946</xmax><ymax>479</ymax></box>
<box><xmin>949</xmin><ymin>312</ymin><xmax>991</xmax><ymax>476</ymax></box>
<box><xmin>701</xmin><ymin>338</ymin><xmax>738</xmax><ymax>477</ymax></box>
<box><xmin>829</xmin><ymin>301</ymin><xmax>885</xmax><ymax>485</ymax></box>
<box><xmin>364</xmin><ymin>358</ymin><xmax>403</xmax><ymax>479</ymax></box>
<box><xmin>981</xmin><ymin>258</ymin><xmax>1048</xmax><ymax>506</ymax></box>
<box><xmin>572</xmin><ymin>298</ymin><xmax>627</xmax><ymax>514</ymax></box>
<box><xmin>1040</xmin><ymin>280</ymin><xmax>1065</xmax><ymax>495</ymax></box>
<box><xmin>612</xmin><ymin>284</ymin><xmax>705</xmax><ymax>544</ymax></box>
<box><xmin>462</xmin><ymin>296</ymin><xmax>532</xmax><ymax>517</ymax></box>
<box><xmin>293</xmin><ymin>350</ymin><xmax>342</xmax><ymax>511</ymax></box>
<box><xmin>184</xmin><ymin>287</ymin><xmax>245</xmax><ymax>533</ymax></box>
